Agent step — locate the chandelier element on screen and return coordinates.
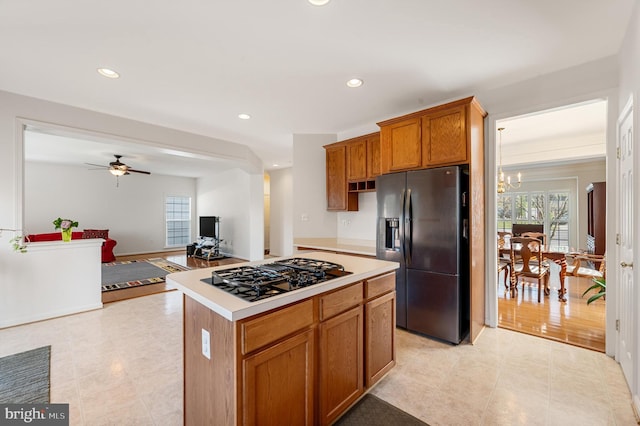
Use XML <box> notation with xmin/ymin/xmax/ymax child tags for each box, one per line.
<box><xmin>497</xmin><ymin>127</ymin><xmax>522</xmax><ymax>194</ymax></box>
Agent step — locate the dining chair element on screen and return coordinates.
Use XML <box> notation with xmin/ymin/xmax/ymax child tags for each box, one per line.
<box><xmin>497</xmin><ymin>232</ymin><xmax>512</xmax><ymax>289</ymax></box>
<box><xmin>521</xmin><ymin>232</ymin><xmax>548</xmax><ymax>251</ymax></box>
<box><xmin>566</xmin><ymin>253</ymin><xmax>606</xmax><ymax>280</ymax></box>
<box><xmin>509</xmin><ymin>237</ymin><xmax>551</xmax><ymax>302</ymax></box>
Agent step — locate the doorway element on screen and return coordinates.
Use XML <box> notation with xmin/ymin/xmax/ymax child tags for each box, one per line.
<box><xmin>494</xmin><ymin>99</ymin><xmax>608</xmax><ymax>352</ymax></box>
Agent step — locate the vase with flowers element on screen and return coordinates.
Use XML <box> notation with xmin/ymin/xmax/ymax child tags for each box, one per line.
<box><xmin>53</xmin><ymin>218</ymin><xmax>79</xmax><ymax>242</ymax></box>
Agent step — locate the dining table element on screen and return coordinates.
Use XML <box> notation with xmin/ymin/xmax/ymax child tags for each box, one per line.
<box><xmin>499</xmin><ymin>245</ymin><xmax>569</xmax><ymax>302</ymax></box>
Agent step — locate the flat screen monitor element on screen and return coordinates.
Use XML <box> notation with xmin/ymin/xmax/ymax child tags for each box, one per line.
<box><xmin>199</xmin><ymin>216</ymin><xmax>218</xmax><ymax>239</ymax></box>
<box><xmin>512</xmin><ymin>223</ymin><xmax>544</xmax><ymax>237</ymax></box>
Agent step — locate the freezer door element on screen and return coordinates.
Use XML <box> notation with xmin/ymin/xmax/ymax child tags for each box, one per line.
<box><xmin>406</xmin><ymin>167</ymin><xmax>460</xmax><ymax>274</ymax></box>
<box><xmin>406</xmin><ymin>269</ymin><xmax>464</xmax><ymax>344</ymax></box>
<box><xmin>376</xmin><ymin>171</ymin><xmax>408</xmax><ymax>328</ymax></box>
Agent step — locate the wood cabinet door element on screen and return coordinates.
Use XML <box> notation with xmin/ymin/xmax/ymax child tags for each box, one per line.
<box><xmin>242</xmin><ymin>329</ymin><xmax>315</xmax><ymax>426</ymax></box>
<box><xmin>319</xmin><ymin>305</ymin><xmax>364</xmax><ymax>425</ymax></box>
<box><xmin>367</xmin><ymin>133</ymin><xmax>381</xmax><ymax>178</ymax></box>
<box><xmin>422</xmin><ymin>105</ymin><xmax>467</xmax><ymax>166</ymax></box>
<box><xmin>380</xmin><ymin>116</ymin><xmax>422</xmax><ymax>172</ymax></box>
<box><xmin>365</xmin><ymin>291</ymin><xmax>396</xmax><ymax>387</ymax></box>
<box><xmin>346</xmin><ymin>139</ymin><xmax>367</xmax><ymax>181</ymax></box>
<box><xmin>325</xmin><ymin>145</ymin><xmax>349</xmax><ymax>211</ymax></box>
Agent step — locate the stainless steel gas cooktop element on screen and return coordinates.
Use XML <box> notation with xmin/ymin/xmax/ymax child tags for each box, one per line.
<box><xmin>201</xmin><ymin>257</ymin><xmax>351</xmax><ymax>302</ymax></box>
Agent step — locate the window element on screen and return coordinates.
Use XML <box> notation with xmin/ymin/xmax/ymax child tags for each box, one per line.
<box><xmin>165</xmin><ymin>196</ymin><xmax>191</xmax><ymax>247</ymax></box>
<box><xmin>497</xmin><ymin>190</ymin><xmax>570</xmax><ymax>252</ymax></box>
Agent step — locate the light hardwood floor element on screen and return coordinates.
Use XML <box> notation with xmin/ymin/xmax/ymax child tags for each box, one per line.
<box><xmin>101</xmin><ymin>250</ymin><xmax>244</xmax><ymax>304</ymax></box>
<box><xmin>498</xmin><ymin>271</ymin><xmax>606</xmax><ymax>352</ymax></box>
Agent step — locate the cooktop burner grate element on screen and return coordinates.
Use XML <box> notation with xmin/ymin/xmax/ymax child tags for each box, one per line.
<box><xmin>201</xmin><ymin>258</ymin><xmax>351</xmax><ymax>302</ymax></box>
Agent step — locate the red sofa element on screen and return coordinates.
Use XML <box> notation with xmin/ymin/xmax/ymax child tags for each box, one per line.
<box><xmin>27</xmin><ymin>231</ymin><xmax>117</xmax><ymax>263</ymax></box>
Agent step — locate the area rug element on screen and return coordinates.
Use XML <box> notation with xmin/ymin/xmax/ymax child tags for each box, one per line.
<box><xmin>334</xmin><ymin>394</ymin><xmax>428</xmax><ymax>426</ymax></box>
<box><xmin>0</xmin><ymin>346</ymin><xmax>51</xmax><ymax>403</ymax></box>
<box><xmin>101</xmin><ymin>258</ymin><xmax>189</xmax><ymax>292</ymax></box>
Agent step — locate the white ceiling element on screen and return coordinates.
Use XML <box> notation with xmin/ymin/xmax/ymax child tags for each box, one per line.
<box><xmin>2</xmin><ymin>0</ymin><xmax>633</xmax><ymax>174</ymax></box>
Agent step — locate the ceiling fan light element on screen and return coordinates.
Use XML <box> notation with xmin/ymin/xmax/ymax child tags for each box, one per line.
<box><xmin>109</xmin><ymin>168</ymin><xmax>126</xmax><ymax>176</ymax></box>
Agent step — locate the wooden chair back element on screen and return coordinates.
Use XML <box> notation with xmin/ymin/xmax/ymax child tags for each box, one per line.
<box><xmin>509</xmin><ymin>237</ymin><xmax>550</xmax><ymax>302</ymax></box>
<box><xmin>521</xmin><ymin>232</ymin><xmax>548</xmax><ymax>251</ymax></box>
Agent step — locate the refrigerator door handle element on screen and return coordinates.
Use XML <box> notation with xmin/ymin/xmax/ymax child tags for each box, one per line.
<box><xmin>399</xmin><ymin>188</ymin><xmax>406</xmax><ymax>260</ymax></box>
<box><xmin>404</xmin><ymin>188</ymin><xmax>412</xmax><ymax>266</ymax></box>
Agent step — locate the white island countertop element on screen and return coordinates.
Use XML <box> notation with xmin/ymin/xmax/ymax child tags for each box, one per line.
<box><xmin>166</xmin><ymin>252</ymin><xmax>398</xmax><ymax>322</ymax></box>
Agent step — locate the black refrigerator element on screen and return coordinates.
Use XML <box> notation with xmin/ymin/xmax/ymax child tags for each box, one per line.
<box><xmin>376</xmin><ymin>166</ymin><xmax>470</xmax><ymax>344</ymax></box>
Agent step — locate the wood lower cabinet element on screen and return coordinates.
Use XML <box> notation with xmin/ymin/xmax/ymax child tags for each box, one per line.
<box><xmin>319</xmin><ymin>305</ymin><xmax>364</xmax><ymax>425</ymax></box>
<box><xmin>183</xmin><ymin>272</ymin><xmax>397</xmax><ymax>426</ymax></box>
<box><xmin>365</xmin><ymin>291</ymin><xmax>396</xmax><ymax>387</ymax></box>
<box><xmin>243</xmin><ymin>329</ymin><xmax>315</xmax><ymax>426</ymax></box>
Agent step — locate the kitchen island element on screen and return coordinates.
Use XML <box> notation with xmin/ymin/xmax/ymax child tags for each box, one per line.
<box><xmin>167</xmin><ymin>252</ymin><xmax>399</xmax><ymax>426</ymax></box>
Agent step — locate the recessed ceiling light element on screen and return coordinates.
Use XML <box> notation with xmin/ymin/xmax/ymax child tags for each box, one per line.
<box><xmin>272</xmin><ymin>164</ymin><xmax>279</xmax><ymax>167</ymax></box>
<box><xmin>308</xmin><ymin>0</ymin><xmax>330</xmax><ymax>5</ymax></box>
<box><xmin>97</xmin><ymin>68</ymin><xmax>120</xmax><ymax>79</ymax></box>
<box><xmin>238</xmin><ymin>113</ymin><xmax>251</xmax><ymax>120</ymax></box>
<box><xmin>346</xmin><ymin>78</ymin><xmax>363</xmax><ymax>88</ymax></box>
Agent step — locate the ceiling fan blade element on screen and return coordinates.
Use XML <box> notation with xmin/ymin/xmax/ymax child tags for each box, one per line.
<box><xmin>85</xmin><ymin>163</ymin><xmax>109</xmax><ymax>168</ymax></box>
<box><xmin>127</xmin><ymin>168</ymin><xmax>151</xmax><ymax>175</ymax></box>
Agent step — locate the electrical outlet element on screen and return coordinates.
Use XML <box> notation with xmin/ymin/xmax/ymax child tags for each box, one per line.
<box><xmin>301</xmin><ymin>214</ymin><xmax>309</xmax><ymax>221</ymax></box>
<box><xmin>201</xmin><ymin>329</ymin><xmax>211</xmax><ymax>360</ymax></box>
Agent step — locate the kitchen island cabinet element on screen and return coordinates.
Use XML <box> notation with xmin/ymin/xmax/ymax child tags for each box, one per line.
<box><xmin>168</xmin><ymin>252</ymin><xmax>398</xmax><ymax>426</ymax></box>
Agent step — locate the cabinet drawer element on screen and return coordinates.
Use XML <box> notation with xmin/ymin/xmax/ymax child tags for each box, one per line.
<box><xmin>365</xmin><ymin>272</ymin><xmax>395</xmax><ymax>300</ymax></box>
<box><xmin>241</xmin><ymin>299</ymin><xmax>314</xmax><ymax>355</ymax></box>
<box><xmin>319</xmin><ymin>282</ymin><xmax>363</xmax><ymax>321</ymax></box>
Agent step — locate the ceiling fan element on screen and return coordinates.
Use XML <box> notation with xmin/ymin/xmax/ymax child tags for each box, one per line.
<box><xmin>86</xmin><ymin>155</ymin><xmax>151</xmax><ymax>186</ymax></box>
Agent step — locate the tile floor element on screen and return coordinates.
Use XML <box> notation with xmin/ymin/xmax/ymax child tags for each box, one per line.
<box><xmin>0</xmin><ymin>291</ymin><xmax>637</xmax><ymax>425</ymax></box>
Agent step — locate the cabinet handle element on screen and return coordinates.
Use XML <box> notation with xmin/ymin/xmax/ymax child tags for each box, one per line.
<box><xmin>620</xmin><ymin>262</ymin><xmax>634</xmax><ymax>268</ymax></box>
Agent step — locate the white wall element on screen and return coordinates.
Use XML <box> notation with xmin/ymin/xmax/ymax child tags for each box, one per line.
<box><xmin>617</xmin><ymin>0</ymin><xmax>640</xmax><ymax>414</ymax></box>
<box><xmin>0</xmin><ymin>239</ymin><xmax>103</xmax><ymax>328</ymax></box>
<box><xmin>197</xmin><ymin>169</ymin><xmax>264</xmax><ymax>261</ymax></box>
<box><xmin>336</xmin><ymin>192</ymin><xmax>377</xmax><ymax>243</ymax></box>
<box><xmin>25</xmin><ymin>161</ymin><xmax>197</xmax><ymax>255</ymax></box>
<box><xmin>269</xmin><ymin>167</ymin><xmax>293</xmax><ymax>257</ymax></box>
<box><xmin>292</xmin><ymin>134</ymin><xmax>338</xmax><ymax>238</ymax></box>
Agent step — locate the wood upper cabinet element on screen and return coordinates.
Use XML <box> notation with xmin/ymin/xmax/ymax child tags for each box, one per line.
<box><xmin>367</xmin><ymin>132</ymin><xmax>381</xmax><ymax>179</ymax></box>
<box><xmin>380</xmin><ymin>116</ymin><xmax>422</xmax><ymax>173</ymax></box>
<box><xmin>378</xmin><ymin>97</ymin><xmax>480</xmax><ymax>173</ymax></box>
<box><xmin>324</xmin><ymin>132</ymin><xmax>380</xmax><ymax>211</ymax></box>
<box><xmin>346</xmin><ymin>138</ymin><xmax>367</xmax><ymax>181</ymax></box>
<box><xmin>422</xmin><ymin>104</ymin><xmax>467</xmax><ymax>166</ymax></box>
<box><xmin>325</xmin><ymin>145</ymin><xmax>357</xmax><ymax>211</ymax></box>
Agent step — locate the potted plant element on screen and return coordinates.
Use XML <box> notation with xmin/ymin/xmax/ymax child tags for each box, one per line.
<box><xmin>53</xmin><ymin>218</ymin><xmax>79</xmax><ymax>242</ymax></box>
<box><xmin>582</xmin><ymin>277</ymin><xmax>606</xmax><ymax>305</ymax></box>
